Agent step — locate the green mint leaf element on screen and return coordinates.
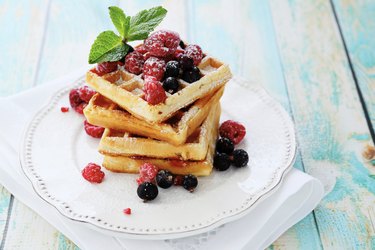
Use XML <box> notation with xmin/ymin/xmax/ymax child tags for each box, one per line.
<box><xmin>109</xmin><ymin>6</ymin><xmax>129</xmax><ymax>37</ymax></box>
<box><xmin>127</xmin><ymin>6</ymin><xmax>167</xmax><ymax>41</ymax></box>
<box><xmin>88</xmin><ymin>31</ymin><xmax>129</xmax><ymax>64</ymax></box>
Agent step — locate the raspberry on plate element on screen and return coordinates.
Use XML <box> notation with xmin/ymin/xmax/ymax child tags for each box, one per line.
<box><xmin>136</xmin><ymin>163</ymin><xmax>159</xmax><ymax>185</ymax></box>
<box><xmin>143</xmin><ymin>57</ymin><xmax>166</xmax><ymax>81</ymax></box>
<box><xmin>84</xmin><ymin>120</ymin><xmax>105</xmax><ymax>138</ymax></box>
<box><xmin>144</xmin><ymin>30</ymin><xmax>180</xmax><ymax>58</ymax></box>
<box><xmin>219</xmin><ymin>120</ymin><xmax>246</xmax><ymax>145</ymax></box>
<box><xmin>82</xmin><ymin>163</ymin><xmax>105</xmax><ymax>183</ymax></box>
<box><xmin>143</xmin><ymin>78</ymin><xmax>167</xmax><ymax>105</ymax></box>
<box><xmin>184</xmin><ymin>44</ymin><xmax>203</xmax><ymax>66</ymax></box>
<box><xmin>125</xmin><ymin>51</ymin><xmax>145</xmax><ymax>75</ymax></box>
<box><xmin>78</xmin><ymin>86</ymin><xmax>96</xmax><ymax>103</ymax></box>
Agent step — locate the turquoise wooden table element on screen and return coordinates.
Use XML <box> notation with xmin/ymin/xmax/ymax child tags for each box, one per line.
<box><xmin>1</xmin><ymin>0</ymin><xmax>374</xmax><ymax>249</ymax></box>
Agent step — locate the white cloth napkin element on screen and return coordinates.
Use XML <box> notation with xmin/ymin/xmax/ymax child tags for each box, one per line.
<box><xmin>0</xmin><ymin>70</ymin><xmax>324</xmax><ymax>250</ymax></box>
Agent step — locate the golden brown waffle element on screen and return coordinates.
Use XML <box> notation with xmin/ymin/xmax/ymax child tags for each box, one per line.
<box><xmin>101</xmin><ymin>105</ymin><xmax>219</xmax><ymax>176</ymax></box>
<box><xmin>84</xmin><ymin>87</ymin><xmax>224</xmax><ymax>146</ymax></box>
<box><xmin>98</xmin><ymin>104</ymin><xmax>220</xmax><ymax>161</ymax></box>
<box><xmin>86</xmin><ymin>56</ymin><xmax>231</xmax><ymax>123</ymax></box>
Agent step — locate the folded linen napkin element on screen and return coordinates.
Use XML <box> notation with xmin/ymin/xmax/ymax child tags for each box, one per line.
<box><xmin>0</xmin><ymin>70</ymin><xmax>324</xmax><ymax>250</ymax></box>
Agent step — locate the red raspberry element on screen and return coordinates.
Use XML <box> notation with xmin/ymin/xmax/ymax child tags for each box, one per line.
<box><xmin>174</xmin><ymin>47</ymin><xmax>185</xmax><ymax>60</ymax></box>
<box><xmin>84</xmin><ymin>120</ymin><xmax>105</xmax><ymax>138</ymax></box>
<box><xmin>219</xmin><ymin>120</ymin><xmax>246</xmax><ymax>145</ymax></box>
<box><xmin>143</xmin><ymin>78</ymin><xmax>167</xmax><ymax>105</ymax></box>
<box><xmin>69</xmin><ymin>86</ymin><xmax>96</xmax><ymax>114</ymax></box>
<box><xmin>123</xmin><ymin>208</ymin><xmax>132</xmax><ymax>215</ymax></box>
<box><xmin>69</xmin><ymin>88</ymin><xmax>85</xmax><ymax>114</ymax></box>
<box><xmin>135</xmin><ymin>44</ymin><xmax>148</xmax><ymax>54</ymax></box>
<box><xmin>184</xmin><ymin>45</ymin><xmax>203</xmax><ymax>66</ymax></box>
<box><xmin>144</xmin><ymin>30</ymin><xmax>180</xmax><ymax>58</ymax></box>
<box><xmin>143</xmin><ymin>57</ymin><xmax>166</xmax><ymax>81</ymax></box>
<box><xmin>136</xmin><ymin>163</ymin><xmax>158</xmax><ymax>185</ymax></box>
<box><xmin>60</xmin><ymin>107</ymin><xmax>69</xmax><ymax>112</ymax></box>
<box><xmin>82</xmin><ymin>163</ymin><xmax>105</xmax><ymax>183</ymax></box>
<box><xmin>78</xmin><ymin>86</ymin><xmax>96</xmax><ymax>103</ymax></box>
<box><xmin>94</xmin><ymin>61</ymin><xmax>121</xmax><ymax>76</ymax></box>
<box><xmin>125</xmin><ymin>51</ymin><xmax>145</xmax><ymax>75</ymax></box>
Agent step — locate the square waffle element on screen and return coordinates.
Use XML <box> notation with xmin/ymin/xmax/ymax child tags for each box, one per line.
<box><xmin>101</xmin><ymin>105</ymin><xmax>219</xmax><ymax>176</ymax></box>
<box><xmin>99</xmin><ymin>103</ymin><xmax>220</xmax><ymax>161</ymax></box>
<box><xmin>84</xmin><ymin>86</ymin><xmax>224</xmax><ymax>146</ymax></box>
<box><xmin>86</xmin><ymin>56</ymin><xmax>231</xmax><ymax>123</ymax></box>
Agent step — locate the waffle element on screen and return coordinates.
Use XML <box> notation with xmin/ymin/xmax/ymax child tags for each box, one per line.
<box><xmin>84</xmin><ymin>86</ymin><xmax>224</xmax><ymax>146</ymax></box>
<box><xmin>98</xmin><ymin>103</ymin><xmax>220</xmax><ymax>161</ymax></box>
<box><xmin>101</xmin><ymin>105</ymin><xmax>219</xmax><ymax>176</ymax></box>
<box><xmin>86</xmin><ymin>56</ymin><xmax>231</xmax><ymax>123</ymax></box>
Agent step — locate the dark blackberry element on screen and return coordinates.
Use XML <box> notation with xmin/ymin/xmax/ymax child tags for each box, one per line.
<box><xmin>179</xmin><ymin>55</ymin><xmax>194</xmax><ymax>70</ymax></box>
<box><xmin>182</xmin><ymin>174</ymin><xmax>198</xmax><ymax>192</ymax></box>
<box><xmin>232</xmin><ymin>149</ymin><xmax>249</xmax><ymax>167</ymax></box>
<box><xmin>182</xmin><ymin>67</ymin><xmax>201</xmax><ymax>83</ymax></box>
<box><xmin>165</xmin><ymin>60</ymin><xmax>180</xmax><ymax>78</ymax></box>
<box><xmin>213</xmin><ymin>153</ymin><xmax>231</xmax><ymax>171</ymax></box>
<box><xmin>137</xmin><ymin>182</ymin><xmax>158</xmax><ymax>201</ymax></box>
<box><xmin>163</xmin><ymin>77</ymin><xmax>179</xmax><ymax>94</ymax></box>
<box><xmin>179</xmin><ymin>40</ymin><xmax>186</xmax><ymax>49</ymax></box>
<box><xmin>156</xmin><ymin>170</ymin><xmax>174</xmax><ymax>189</ymax></box>
<box><xmin>216</xmin><ymin>137</ymin><xmax>234</xmax><ymax>154</ymax></box>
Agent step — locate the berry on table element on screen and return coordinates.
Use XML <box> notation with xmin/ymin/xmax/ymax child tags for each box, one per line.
<box><xmin>83</xmin><ymin>120</ymin><xmax>105</xmax><ymax>138</ymax></box>
<box><xmin>125</xmin><ymin>51</ymin><xmax>145</xmax><ymax>75</ymax></box>
<box><xmin>184</xmin><ymin>44</ymin><xmax>203</xmax><ymax>66</ymax></box>
<box><xmin>82</xmin><ymin>163</ymin><xmax>105</xmax><ymax>183</ymax></box>
<box><xmin>143</xmin><ymin>57</ymin><xmax>166</xmax><ymax>81</ymax></box>
<box><xmin>165</xmin><ymin>60</ymin><xmax>180</xmax><ymax>78</ymax></box>
<box><xmin>179</xmin><ymin>55</ymin><xmax>194</xmax><ymax>70</ymax></box>
<box><xmin>213</xmin><ymin>152</ymin><xmax>231</xmax><ymax>171</ymax></box>
<box><xmin>143</xmin><ymin>78</ymin><xmax>167</xmax><ymax>105</ymax></box>
<box><xmin>216</xmin><ymin>137</ymin><xmax>234</xmax><ymax>154</ymax></box>
<box><xmin>232</xmin><ymin>149</ymin><xmax>249</xmax><ymax>167</ymax></box>
<box><xmin>182</xmin><ymin>66</ymin><xmax>201</xmax><ymax>83</ymax></box>
<box><xmin>144</xmin><ymin>30</ymin><xmax>180</xmax><ymax>58</ymax></box>
<box><xmin>136</xmin><ymin>163</ymin><xmax>158</xmax><ymax>185</ymax></box>
<box><xmin>137</xmin><ymin>182</ymin><xmax>159</xmax><ymax>201</ymax></box>
<box><xmin>219</xmin><ymin>120</ymin><xmax>246</xmax><ymax>145</ymax></box>
<box><xmin>156</xmin><ymin>170</ymin><xmax>174</xmax><ymax>189</ymax></box>
<box><xmin>182</xmin><ymin>174</ymin><xmax>198</xmax><ymax>192</ymax></box>
<box><xmin>163</xmin><ymin>77</ymin><xmax>179</xmax><ymax>94</ymax></box>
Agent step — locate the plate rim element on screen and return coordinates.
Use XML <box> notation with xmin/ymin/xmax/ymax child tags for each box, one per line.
<box><xmin>19</xmin><ymin>76</ymin><xmax>297</xmax><ymax>240</ymax></box>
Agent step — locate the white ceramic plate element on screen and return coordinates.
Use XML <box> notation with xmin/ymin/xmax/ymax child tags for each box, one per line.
<box><xmin>20</xmin><ymin>77</ymin><xmax>296</xmax><ymax>240</ymax></box>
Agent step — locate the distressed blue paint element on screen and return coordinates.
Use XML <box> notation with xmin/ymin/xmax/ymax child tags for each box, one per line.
<box><xmin>348</xmin><ymin>153</ymin><xmax>375</xmax><ymax>194</ymax></box>
<box><xmin>333</xmin><ymin>0</ymin><xmax>375</xmax><ymax>129</ymax></box>
<box><xmin>349</xmin><ymin>133</ymin><xmax>370</xmax><ymax>141</ymax></box>
<box><xmin>330</xmin><ymin>72</ymin><xmax>340</xmax><ymax>107</ymax></box>
<box><xmin>57</xmin><ymin>233</ymin><xmax>80</xmax><ymax>250</ymax></box>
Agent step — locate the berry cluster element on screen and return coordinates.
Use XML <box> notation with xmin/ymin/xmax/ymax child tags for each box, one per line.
<box><xmin>214</xmin><ymin>120</ymin><xmax>249</xmax><ymax>171</ymax></box>
<box><xmin>136</xmin><ymin>163</ymin><xmax>198</xmax><ymax>201</ymax></box>
<box><xmin>92</xmin><ymin>30</ymin><xmax>205</xmax><ymax>105</ymax></box>
<box><xmin>69</xmin><ymin>86</ymin><xmax>96</xmax><ymax>114</ymax></box>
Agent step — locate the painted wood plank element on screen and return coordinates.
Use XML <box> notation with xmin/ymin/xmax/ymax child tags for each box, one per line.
<box><xmin>3</xmin><ymin>200</ymin><xmax>78</xmax><ymax>250</ymax></box>
<box><xmin>35</xmin><ymin>0</ymin><xmax>117</xmax><ymax>85</ymax></box>
<box><xmin>0</xmin><ymin>187</ymin><xmax>11</xmax><ymax>244</ymax></box>
<box><xmin>0</xmin><ymin>0</ymin><xmax>49</xmax><ymax>96</ymax></box>
<box><xmin>332</xmin><ymin>0</ymin><xmax>375</xmax><ymax>132</ymax></box>
<box><xmin>269</xmin><ymin>0</ymin><xmax>375</xmax><ymax>248</ymax></box>
<box><xmin>190</xmin><ymin>0</ymin><xmax>322</xmax><ymax>249</ymax></box>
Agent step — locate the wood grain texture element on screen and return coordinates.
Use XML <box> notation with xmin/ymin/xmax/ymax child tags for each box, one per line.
<box><xmin>332</xmin><ymin>0</ymin><xmax>375</xmax><ymax>131</ymax></box>
<box><xmin>190</xmin><ymin>1</ymin><xmax>322</xmax><ymax>249</ymax></box>
<box><xmin>269</xmin><ymin>0</ymin><xmax>375</xmax><ymax>248</ymax></box>
<box><xmin>0</xmin><ymin>0</ymin><xmax>49</xmax><ymax>96</ymax></box>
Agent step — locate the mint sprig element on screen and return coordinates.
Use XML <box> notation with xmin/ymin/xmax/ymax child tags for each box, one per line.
<box><xmin>88</xmin><ymin>6</ymin><xmax>167</xmax><ymax>64</ymax></box>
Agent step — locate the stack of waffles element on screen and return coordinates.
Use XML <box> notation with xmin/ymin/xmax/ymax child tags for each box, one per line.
<box><xmin>84</xmin><ymin>55</ymin><xmax>232</xmax><ymax>176</ymax></box>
